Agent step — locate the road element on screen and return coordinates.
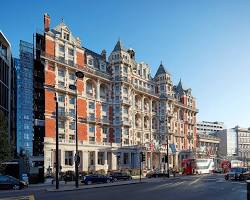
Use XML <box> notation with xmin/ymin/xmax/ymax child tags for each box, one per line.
<box><xmin>0</xmin><ymin>174</ymin><xmax>246</xmax><ymax>200</ymax></box>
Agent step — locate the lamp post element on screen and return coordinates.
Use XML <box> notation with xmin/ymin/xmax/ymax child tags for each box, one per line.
<box><xmin>187</xmin><ymin>133</ymin><xmax>192</xmax><ymax>158</ymax></box>
<box><xmin>160</xmin><ymin>119</ymin><xmax>169</xmax><ymax>178</ymax></box>
<box><xmin>55</xmin><ymin>93</ymin><xmax>59</xmax><ymax>189</ymax></box>
<box><xmin>69</xmin><ymin>71</ymin><xmax>84</xmax><ymax>188</ymax></box>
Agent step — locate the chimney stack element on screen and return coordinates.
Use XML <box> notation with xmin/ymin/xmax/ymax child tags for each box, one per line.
<box><xmin>44</xmin><ymin>13</ymin><xmax>50</xmax><ymax>32</ymax></box>
<box><xmin>101</xmin><ymin>49</ymin><xmax>107</xmax><ymax>61</ymax></box>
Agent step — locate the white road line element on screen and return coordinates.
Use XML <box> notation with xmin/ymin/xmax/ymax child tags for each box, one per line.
<box><xmin>189</xmin><ymin>176</ymin><xmax>203</xmax><ymax>186</ymax></box>
<box><xmin>142</xmin><ymin>181</ymin><xmax>185</xmax><ymax>192</ymax></box>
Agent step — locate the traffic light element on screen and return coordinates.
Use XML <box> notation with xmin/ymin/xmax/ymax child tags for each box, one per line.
<box><xmin>140</xmin><ymin>152</ymin><xmax>146</xmax><ymax>162</ymax></box>
<box><xmin>164</xmin><ymin>155</ymin><xmax>168</xmax><ymax>163</ymax></box>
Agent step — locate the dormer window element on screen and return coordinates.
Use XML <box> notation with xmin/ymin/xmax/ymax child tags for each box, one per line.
<box><xmin>59</xmin><ymin>44</ymin><xmax>65</xmax><ymax>52</ymax></box>
<box><xmin>160</xmin><ymin>85</ymin><xmax>165</xmax><ymax>92</ymax></box>
<box><xmin>123</xmin><ymin>66</ymin><xmax>128</xmax><ymax>73</ymax></box>
<box><xmin>100</xmin><ymin>62</ymin><xmax>106</xmax><ymax>71</ymax></box>
<box><xmin>114</xmin><ymin>66</ymin><xmax>119</xmax><ymax>73</ymax></box>
<box><xmin>87</xmin><ymin>58</ymin><xmax>94</xmax><ymax>66</ymax></box>
<box><xmin>64</xmin><ymin>32</ymin><xmax>69</xmax><ymax>41</ymax></box>
<box><xmin>143</xmin><ymin>69</ymin><xmax>146</xmax><ymax>78</ymax></box>
<box><xmin>68</xmin><ymin>48</ymin><xmax>74</xmax><ymax>56</ymax></box>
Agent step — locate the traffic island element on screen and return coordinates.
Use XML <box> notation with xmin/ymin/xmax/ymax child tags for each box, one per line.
<box><xmin>46</xmin><ymin>180</ymin><xmax>146</xmax><ymax>192</ymax></box>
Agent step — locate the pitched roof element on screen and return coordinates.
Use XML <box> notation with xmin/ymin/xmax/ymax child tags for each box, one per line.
<box><xmin>113</xmin><ymin>39</ymin><xmax>126</xmax><ymax>52</ymax></box>
<box><xmin>177</xmin><ymin>78</ymin><xmax>183</xmax><ymax>90</ymax></box>
<box><xmin>154</xmin><ymin>62</ymin><xmax>170</xmax><ymax>78</ymax></box>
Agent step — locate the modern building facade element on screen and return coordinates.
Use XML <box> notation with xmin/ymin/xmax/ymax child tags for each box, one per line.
<box><xmin>196</xmin><ymin>133</ymin><xmax>220</xmax><ymax>158</ymax></box>
<box><xmin>0</xmin><ymin>31</ymin><xmax>16</xmax><ymax>148</ymax></box>
<box><xmin>197</xmin><ymin>121</ymin><xmax>224</xmax><ymax>135</ymax></box>
<box><xmin>235</xmin><ymin>126</ymin><xmax>250</xmax><ymax>160</ymax></box>
<box><xmin>15</xmin><ymin>40</ymin><xmax>34</xmax><ymax>156</ymax></box>
<box><xmin>216</xmin><ymin>128</ymin><xmax>237</xmax><ymax>157</ymax></box>
<box><xmin>34</xmin><ymin>14</ymin><xmax>198</xmax><ymax>174</ymax></box>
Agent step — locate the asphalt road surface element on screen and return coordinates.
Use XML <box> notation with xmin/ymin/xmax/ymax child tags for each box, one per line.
<box><xmin>0</xmin><ymin>174</ymin><xmax>246</xmax><ymax>200</ymax></box>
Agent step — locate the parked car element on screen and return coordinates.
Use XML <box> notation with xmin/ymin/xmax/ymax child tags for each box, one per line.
<box><xmin>0</xmin><ymin>175</ymin><xmax>28</xmax><ymax>190</ymax></box>
<box><xmin>62</xmin><ymin>171</ymin><xmax>75</xmax><ymax>182</ymax></box>
<box><xmin>225</xmin><ymin>167</ymin><xmax>250</xmax><ymax>181</ymax></box>
<box><xmin>44</xmin><ymin>175</ymin><xmax>54</xmax><ymax>184</ymax></box>
<box><xmin>146</xmin><ymin>172</ymin><xmax>168</xmax><ymax>178</ymax></box>
<box><xmin>110</xmin><ymin>172</ymin><xmax>132</xmax><ymax>181</ymax></box>
<box><xmin>81</xmin><ymin>174</ymin><xmax>113</xmax><ymax>185</ymax></box>
<box><xmin>213</xmin><ymin>168</ymin><xmax>223</xmax><ymax>174</ymax></box>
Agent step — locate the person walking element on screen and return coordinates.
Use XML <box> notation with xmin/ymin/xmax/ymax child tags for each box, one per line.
<box><xmin>172</xmin><ymin>165</ymin><xmax>176</xmax><ymax>178</ymax></box>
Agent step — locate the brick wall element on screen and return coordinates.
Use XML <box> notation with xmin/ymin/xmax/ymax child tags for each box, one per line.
<box><xmin>109</xmin><ymin>127</ymin><xmax>114</xmax><ymax>143</ymax></box>
<box><xmin>77</xmin><ymin>79</ymin><xmax>84</xmax><ymax>94</ymax></box>
<box><xmin>45</xmin><ymin>118</ymin><xmax>56</xmax><ymax>138</ymax></box>
<box><xmin>96</xmin><ymin>125</ymin><xmax>101</xmax><ymax>143</ymax></box>
<box><xmin>45</xmin><ymin>90</ymin><xmax>55</xmax><ymax>114</ymax></box>
<box><xmin>184</xmin><ymin>123</ymin><xmax>188</xmax><ymax>149</ymax></box>
<box><xmin>45</xmin><ymin>69</ymin><xmax>55</xmax><ymax>86</ymax></box>
<box><xmin>76</xmin><ymin>51</ymin><xmax>84</xmax><ymax>69</ymax></box>
<box><xmin>45</xmin><ymin>38</ymin><xmax>55</xmax><ymax>56</ymax></box>
<box><xmin>77</xmin><ymin>98</ymin><xmax>87</xmax><ymax>118</ymax></box>
<box><xmin>96</xmin><ymin>102</ymin><xmax>101</xmax><ymax>121</ymax></box>
<box><xmin>78</xmin><ymin>123</ymin><xmax>88</xmax><ymax>141</ymax></box>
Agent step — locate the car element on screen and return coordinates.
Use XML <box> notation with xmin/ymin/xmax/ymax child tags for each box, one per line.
<box><xmin>213</xmin><ymin>168</ymin><xmax>223</xmax><ymax>174</ymax></box>
<box><xmin>146</xmin><ymin>171</ymin><xmax>168</xmax><ymax>178</ymax></box>
<box><xmin>62</xmin><ymin>170</ymin><xmax>75</xmax><ymax>182</ymax></box>
<box><xmin>225</xmin><ymin>167</ymin><xmax>250</xmax><ymax>181</ymax></box>
<box><xmin>81</xmin><ymin>174</ymin><xmax>113</xmax><ymax>185</ymax></box>
<box><xmin>0</xmin><ymin>175</ymin><xmax>28</xmax><ymax>190</ymax></box>
<box><xmin>110</xmin><ymin>172</ymin><xmax>132</xmax><ymax>181</ymax></box>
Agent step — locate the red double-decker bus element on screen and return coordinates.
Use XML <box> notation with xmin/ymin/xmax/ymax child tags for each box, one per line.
<box><xmin>181</xmin><ymin>158</ymin><xmax>196</xmax><ymax>175</ymax></box>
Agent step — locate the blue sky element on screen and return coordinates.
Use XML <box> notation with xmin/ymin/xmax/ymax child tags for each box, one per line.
<box><xmin>1</xmin><ymin>0</ymin><xmax>250</xmax><ymax>128</ymax></box>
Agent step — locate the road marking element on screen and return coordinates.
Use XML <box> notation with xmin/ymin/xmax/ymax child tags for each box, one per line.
<box><xmin>144</xmin><ymin>181</ymin><xmax>185</xmax><ymax>192</ymax></box>
<box><xmin>189</xmin><ymin>176</ymin><xmax>203</xmax><ymax>186</ymax></box>
<box><xmin>0</xmin><ymin>195</ymin><xmax>35</xmax><ymax>200</ymax></box>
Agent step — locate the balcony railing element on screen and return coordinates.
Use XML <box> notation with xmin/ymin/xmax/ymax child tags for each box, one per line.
<box><xmin>88</xmin><ymin>116</ymin><xmax>96</xmax><ymax>122</ymax></box>
<box><xmin>58</xmin><ymin>111</ymin><xmax>70</xmax><ymax>120</ymax></box>
<box><xmin>122</xmin><ymin>121</ymin><xmax>131</xmax><ymax>126</ymax></box>
<box><xmin>41</xmin><ymin>52</ymin><xmax>111</xmax><ymax>80</ymax></box>
<box><xmin>134</xmin><ymin>85</ymin><xmax>156</xmax><ymax>95</ymax></box>
<box><xmin>101</xmin><ymin>118</ymin><xmax>109</xmax><ymax>124</ymax></box>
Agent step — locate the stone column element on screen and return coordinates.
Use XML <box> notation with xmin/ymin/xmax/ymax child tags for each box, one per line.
<box><xmin>111</xmin><ymin>152</ymin><xmax>117</xmax><ymax>170</ymax></box>
<box><xmin>95</xmin><ymin>150</ymin><xmax>98</xmax><ymax>171</ymax></box>
<box><xmin>82</xmin><ymin>151</ymin><xmax>89</xmax><ymax>172</ymax></box>
<box><xmin>150</xmin><ymin>152</ymin><xmax>153</xmax><ymax>170</ymax></box>
<box><xmin>73</xmin><ymin>46</ymin><xmax>77</xmax><ymax>65</ymax></box>
<box><xmin>96</xmin><ymin>79</ymin><xmax>100</xmax><ymax>101</ymax></box>
<box><xmin>55</xmin><ymin>38</ymin><xmax>59</xmax><ymax>57</ymax></box>
<box><xmin>64</xmin><ymin>42</ymin><xmax>68</xmax><ymax>62</ymax></box>
<box><xmin>128</xmin><ymin>152</ymin><xmax>132</xmax><ymax>167</ymax></box>
<box><xmin>104</xmin><ymin>151</ymin><xmax>108</xmax><ymax>172</ymax></box>
<box><xmin>120</xmin><ymin>152</ymin><xmax>124</xmax><ymax>169</ymax></box>
<box><xmin>104</xmin><ymin>151</ymin><xmax>108</xmax><ymax>165</ymax></box>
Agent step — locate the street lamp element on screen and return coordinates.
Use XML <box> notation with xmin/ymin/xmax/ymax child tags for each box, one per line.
<box><xmin>187</xmin><ymin>133</ymin><xmax>192</xmax><ymax>158</ymax></box>
<box><xmin>160</xmin><ymin>119</ymin><xmax>170</xmax><ymax>178</ymax></box>
<box><xmin>69</xmin><ymin>70</ymin><xmax>84</xmax><ymax>188</ymax></box>
<box><xmin>54</xmin><ymin>92</ymin><xmax>59</xmax><ymax>189</ymax></box>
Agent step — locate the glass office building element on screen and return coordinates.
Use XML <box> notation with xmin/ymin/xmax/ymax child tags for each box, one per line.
<box><xmin>15</xmin><ymin>40</ymin><xmax>34</xmax><ymax>156</ymax></box>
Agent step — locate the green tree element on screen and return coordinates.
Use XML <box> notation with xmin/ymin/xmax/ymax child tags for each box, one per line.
<box><xmin>0</xmin><ymin>111</ymin><xmax>11</xmax><ymax>167</ymax></box>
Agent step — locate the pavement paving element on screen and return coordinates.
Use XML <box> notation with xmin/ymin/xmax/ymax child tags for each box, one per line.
<box><xmin>0</xmin><ymin>174</ymin><xmax>247</xmax><ymax>200</ymax></box>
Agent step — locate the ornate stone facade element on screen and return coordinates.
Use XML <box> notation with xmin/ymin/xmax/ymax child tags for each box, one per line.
<box><xmin>35</xmin><ymin>14</ymin><xmax>198</xmax><ymax>173</ymax></box>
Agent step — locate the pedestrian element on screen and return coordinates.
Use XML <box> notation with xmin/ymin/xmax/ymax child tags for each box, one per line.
<box><xmin>173</xmin><ymin>166</ymin><xmax>176</xmax><ymax>178</ymax></box>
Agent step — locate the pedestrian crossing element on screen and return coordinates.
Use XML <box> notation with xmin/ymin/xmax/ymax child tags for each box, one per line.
<box><xmin>0</xmin><ymin>195</ymin><xmax>35</xmax><ymax>200</ymax></box>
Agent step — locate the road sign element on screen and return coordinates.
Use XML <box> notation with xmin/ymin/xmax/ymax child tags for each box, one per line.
<box><xmin>170</xmin><ymin>144</ymin><xmax>176</xmax><ymax>154</ymax></box>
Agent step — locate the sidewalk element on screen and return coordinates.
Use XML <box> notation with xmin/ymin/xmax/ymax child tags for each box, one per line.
<box><xmin>46</xmin><ymin>179</ymin><xmax>146</xmax><ymax>192</ymax></box>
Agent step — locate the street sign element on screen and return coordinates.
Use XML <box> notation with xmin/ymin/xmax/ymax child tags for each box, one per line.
<box><xmin>170</xmin><ymin>144</ymin><xmax>176</xmax><ymax>154</ymax></box>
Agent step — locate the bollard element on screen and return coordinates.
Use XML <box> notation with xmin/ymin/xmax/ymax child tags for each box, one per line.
<box><xmin>247</xmin><ymin>180</ymin><xmax>250</xmax><ymax>200</ymax></box>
